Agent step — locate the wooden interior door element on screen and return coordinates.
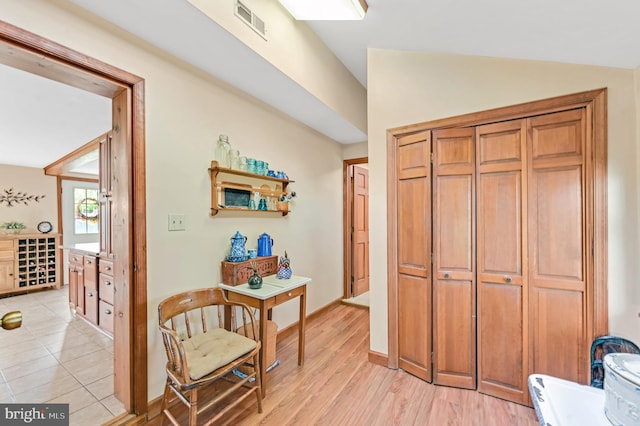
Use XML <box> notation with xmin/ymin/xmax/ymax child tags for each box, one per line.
<box><xmin>352</xmin><ymin>165</ymin><xmax>369</xmax><ymax>297</ymax></box>
<box><xmin>528</xmin><ymin>109</ymin><xmax>591</xmax><ymax>384</ymax></box>
<box><xmin>396</xmin><ymin>131</ymin><xmax>432</xmax><ymax>381</ymax></box>
<box><xmin>476</xmin><ymin>120</ymin><xmax>529</xmax><ymax>403</ymax></box>
<box><xmin>432</xmin><ymin>127</ymin><xmax>476</xmax><ymax>389</ymax></box>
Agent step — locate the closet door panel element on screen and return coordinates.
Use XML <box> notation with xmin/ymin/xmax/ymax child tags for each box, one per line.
<box><xmin>479</xmin><ymin>282</ymin><xmax>524</xmax><ymax>395</ymax></box>
<box><xmin>476</xmin><ymin>120</ymin><xmax>528</xmax><ymax>403</ymax></box>
<box><xmin>399</xmin><ymin>274</ymin><xmax>431</xmax><ymax>379</ymax></box>
<box><xmin>436</xmin><ymin>175</ymin><xmax>473</xmax><ymax>274</ymax></box>
<box><xmin>531</xmin><ymin>288</ymin><xmax>584</xmax><ymax>383</ymax></box>
<box><xmin>434</xmin><ymin>278</ymin><xmax>474</xmax><ymax>389</ymax></box>
<box><xmin>432</xmin><ymin>128</ymin><xmax>476</xmax><ymax>389</ymax></box>
<box><xmin>398</xmin><ymin>177</ymin><xmax>430</xmax><ymax>278</ymax></box>
<box><xmin>532</xmin><ymin>166</ymin><xmax>584</xmax><ymax>282</ymax></box>
<box><xmin>528</xmin><ymin>109</ymin><xmax>589</xmax><ymax>386</ymax></box>
<box><xmin>396</xmin><ymin>132</ymin><xmax>432</xmax><ymax>381</ymax></box>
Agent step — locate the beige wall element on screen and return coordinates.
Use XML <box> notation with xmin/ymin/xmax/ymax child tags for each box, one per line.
<box><xmin>187</xmin><ymin>0</ymin><xmax>367</xmax><ymax>134</ymax></box>
<box><xmin>343</xmin><ymin>141</ymin><xmax>368</xmax><ymax>160</ymax></box>
<box><xmin>0</xmin><ymin>164</ymin><xmax>58</xmax><ymax>232</ymax></box>
<box><xmin>1</xmin><ymin>0</ymin><xmax>345</xmax><ymax>400</ymax></box>
<box><xmin>368</xmin><ymin>48</ymin><xmax>640</xmax><ymax>354</ymax></box>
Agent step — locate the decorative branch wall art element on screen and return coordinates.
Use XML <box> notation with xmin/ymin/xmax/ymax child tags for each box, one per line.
<box><xmin>0</xmin><ymin>188</ymin><xmax>46</xmax><ymax>207</ymax></box>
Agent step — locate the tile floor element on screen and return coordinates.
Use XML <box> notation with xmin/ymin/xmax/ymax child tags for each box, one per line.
<box><xmin>0</xmin><ymin>285</ymin><xmax>125</xmax><ymax>425</ymax></box>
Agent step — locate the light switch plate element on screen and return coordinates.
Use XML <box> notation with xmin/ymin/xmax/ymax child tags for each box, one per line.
<box><xmin>168</xmin><ymin>214</ymin><xmax>186</xmax><ymax>231</ymax></box>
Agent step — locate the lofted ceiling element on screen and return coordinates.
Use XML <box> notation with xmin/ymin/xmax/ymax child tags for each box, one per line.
<box><xmin>3</xmin><ymin>0</ymin><xmax>640</xmax><ymax>169</ymax></box>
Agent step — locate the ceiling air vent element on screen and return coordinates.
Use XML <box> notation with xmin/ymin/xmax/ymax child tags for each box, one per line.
<box><xmin>235</xmin><ymin>0</ymin><xmax>267</xmax><ymax>40</ymax></box>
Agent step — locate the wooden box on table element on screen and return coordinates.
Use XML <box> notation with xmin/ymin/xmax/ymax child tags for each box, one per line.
<box><xmin>221</xmin><ymin>255</ymin><xmax>277</xmax><ymax>286</ymax></box>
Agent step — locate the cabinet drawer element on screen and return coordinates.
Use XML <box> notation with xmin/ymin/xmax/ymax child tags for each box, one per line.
<box><xmin>84</xmin><ymin>255</ymin><xmax>97</xmax><ymax>270</ymax></box>
<box><xmin>99</xmin><ymin>300</ymin><xmax>114</xmax><ymax>335</ymax></box>
<box><xmin>84</xmin><ymin>286</ymin><xmax>98</xmax><ymax>325</ymax></box>
<box><xmin>274</xmin><ymin>286</ymin><xmax>304</xmax><ymax>305</ymax></box>
<box><xmin>99</xmin><ymin>274</ymin><xmax>114</xmax><ymax>305</ymax></box>
<box><xmin>0</xmin><ymin>250</ymin><xmax>13</xmax><ymax>261</ymax></box>
<box><xmin>0</xmin><ymin>240</ymin><xmax>13</xmax><ymax>250</ymax></box>
<box><xmin>99</xmin><ymin>259</ymin><xmax>113</xmax><ymax>275</ymax></box>
<box><xmin>69</xmin><ymin>253</ymin><xmax>83</xmax><ymax>266</ymax></box>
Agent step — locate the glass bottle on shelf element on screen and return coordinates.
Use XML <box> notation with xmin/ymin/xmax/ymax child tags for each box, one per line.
<box><xmin>230</xmin><ymin>149</ymin><xmax>240</xmax><ymax>170</ymax></box>
<box><xmin>215</xmin><ymin>134</ymin><xmax>231</xmax><ymax>168</ymax></box>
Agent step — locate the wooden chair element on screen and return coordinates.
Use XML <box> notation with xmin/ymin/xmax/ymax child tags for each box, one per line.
<box><xmin>590</xmin><ymin>335</ymin><xmax>640</xmax><ymax>389</ymax></box>
<box><xmin>158</xmin><ymin>287</ymin><xmax>263</xmax><ymax>425</ymax></box>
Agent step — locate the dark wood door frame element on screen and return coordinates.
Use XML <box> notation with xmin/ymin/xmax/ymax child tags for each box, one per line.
<box><xmin>386</xmin><ymin>88</ymin><xmax>608</xmax><ymax>370</ymax></box>
<box><xmin>0</xmin><ymin>20</ymin><xmax>148</xmax><ymax>420</ymax></box>
<box><xmin>343</xmin><ymin>157</ymin><xmax>368</xmax><ymax>299</ymax></box>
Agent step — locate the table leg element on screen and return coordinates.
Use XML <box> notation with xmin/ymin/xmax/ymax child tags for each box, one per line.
<box><xmin>259</xmin><ymin>301</ymin><xmax>268</xmax><ymax>397</ymax></box>
<box><xmin>298</xmin><ymin>285</ymin><xmax>306</xmax><ymax>366</ymax></box>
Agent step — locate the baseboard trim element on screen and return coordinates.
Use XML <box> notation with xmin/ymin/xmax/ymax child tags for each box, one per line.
<box><xmin>368</xmin><ymin>350</ymin><xmax>388</xmax><ymax>367</ymax></box>
<box><xmin>145</xmin><ymin>395</ymin><xmax>163</xmax><ymax>424</ymax></box>
<box><xmin>103</xmin><ymin>412</ymin><xmax>146</xmax><ymax>426</ymax></box>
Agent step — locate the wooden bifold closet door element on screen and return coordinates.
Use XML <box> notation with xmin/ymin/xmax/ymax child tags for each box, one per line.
<box><xmin>391</xmin><ymin>90</ymin><xmax>605</xmax><ymax>406</ymax></box>
<box><xmin>476</xmin><ymin>120</ymin><xmax>529</xmax><ymax>403</ymax></box>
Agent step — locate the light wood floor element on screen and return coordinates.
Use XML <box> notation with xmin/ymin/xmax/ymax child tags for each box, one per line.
<box><xmin>154</xmin><ymin>303</ymin><xmax>539</xmax><ymax>425</ymax></box>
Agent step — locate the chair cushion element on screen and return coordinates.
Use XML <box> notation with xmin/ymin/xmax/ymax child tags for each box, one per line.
<box><xmin>182</xmin><ymin>328</ymin><xmax>257</xmax><ymax>380</ymax></box>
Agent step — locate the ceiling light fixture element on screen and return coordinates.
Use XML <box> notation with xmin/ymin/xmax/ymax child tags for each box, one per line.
<box><xmin>278</xmin><ymin>0</ymin><xmax>368</xmax><ymax>20</ymax></box>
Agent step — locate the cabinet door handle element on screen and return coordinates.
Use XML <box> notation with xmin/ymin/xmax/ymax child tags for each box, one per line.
<box><xmin>504</xmin><ymin>276</ymin><xmax>512</xmax><ymax>283</ymax></box>
<box><xmin>8</xmin><ymin>273</ymin><xmax>13</xmax><ymax>277</ymax></box>
<box><xmin>444</xmin><ymin>272</ymin><xmax>451</xmax><ymax>279</ymax></box>
<box><xmin>105</xmin><ymin>309</ymin><xmax>112</xmax><ymax>315</ymax></box>
<box><xmin>288</xmin><ymin>292</ymin><xmax>292</xmax><ymax>297</ymax></box>
<box><xmin>72</xmin><ymin>257</ymin><xmax>78</xmax><ymax>261</ymax></box>
<box><xmin>105</xmin><ymin>266</ymin><xmax>111</xmax><ymax>271</ymax></box>
<box><xmin>88</xmin><ymin>293</ymin><xmax>93</xmax><ymax>297</ymax></box>
<box><xmin>105</xmin><ymin>281</ymin><xmax>111</xmax><ymax>286</ymax></box>
<box><xmin>86</xmin><ymin>260</ymin><xmax>92</xmax><ymax>264</ymax></box>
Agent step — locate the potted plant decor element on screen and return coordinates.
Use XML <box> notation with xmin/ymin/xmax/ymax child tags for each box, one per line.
<box><xmin>1</xmin><ymin>221</ymin><xmax>26</xmax><ymax>235</ymax></box>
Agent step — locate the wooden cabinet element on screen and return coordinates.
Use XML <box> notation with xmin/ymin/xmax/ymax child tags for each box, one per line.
<box><xmin>83</xmin><ymin>256</ymin><xmax>98</xmax><ymax>324</ymax></box>
<box><xmin>0</xmin><ymin>240</ymin><xmax>15</xmax><ymax>292</ymax></box>
<box><xmin>99</xmin><ymin>131</ymin><xmax>113</xmax><ymax>258</ymax></box>
<box><xmin>209</xmin><ymin>161</ymin><xmax>294</xmax><ymax>216</ymax></box>
<box><xmin>69</xmin><ymin>252</ymin><xmax>84</xmax><ymax>314</ymax></box>
<box><xmin>68</xmin><ymin>250</ymin><xmax>113</xmax><ymax>336</ymax></box>
<box><xmin>98</xmin><ymin>258</ymin><xmax>114</xmax><ymax>336</ymax></box>
<box><xmin>0</xmin><ymin>234</ymin><xmax>60</xmax><ymax>296</ymax></box>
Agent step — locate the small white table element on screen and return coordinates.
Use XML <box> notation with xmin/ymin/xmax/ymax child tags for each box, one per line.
<box><xmin>528</xmin><ymin>374</ymin><xmax>610</xmax><ymax>425</ymax></box>
<box><xmin>219</xmin><ymin>275</ymin><xmax>311</xmax><ymax>397</ymax></box>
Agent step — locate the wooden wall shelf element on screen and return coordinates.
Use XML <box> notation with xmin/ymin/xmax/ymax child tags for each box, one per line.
<box><xmin>209</xmin><ymin>161</ymin><xmax>293</xmax><ymax>216</ymax></box>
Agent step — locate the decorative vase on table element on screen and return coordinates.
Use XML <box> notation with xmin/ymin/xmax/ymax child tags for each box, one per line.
<box><xmin>248</xmin><ymin>270</ymin><xmax>263</xmax><ymax>289</ymax></box>
<box><xmin>276</xmin><ymin>251</ymin><xmax>292</xmax><ymax>279</ymax></box>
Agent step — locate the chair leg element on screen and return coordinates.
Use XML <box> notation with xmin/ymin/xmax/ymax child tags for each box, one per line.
<box><xmin>161</xmin><ymin>379</ymin><xmax>172</xmax><ymax>426</ymax></box>
<box><xmin>189</xmin><ymin>388</ymin><xmax>198</xmax><ymax>426</ymax></box>
<box><xmin>253</xmin><ymin>353</ymin><xmax>263</xmax><ymax>413</ymax></box>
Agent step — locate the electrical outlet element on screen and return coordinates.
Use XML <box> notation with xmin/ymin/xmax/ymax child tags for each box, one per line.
<box><xmin>168</xmin><ymin>214</ymin><xmax>186</xmax><ymax>231</ymax></box>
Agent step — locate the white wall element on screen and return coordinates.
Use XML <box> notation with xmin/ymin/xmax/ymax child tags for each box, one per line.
<box><xmin>367</xmin><ymin>48</ymin><xmax>639</xmax><ymax>354</ymax></box>
<box><xmin>187</xmin><ymin>0</ymin><xmax>367</xmax><ymax>134</ymax></box>
<box><xmin>0</xmin><ymin>164</ymin><xmax>57</xmax><ymax>232</ymax></box>
<box><xmin>1</xmin><ymin>0</ymin><xmax>346</xmax><ymax>399</ymax></box>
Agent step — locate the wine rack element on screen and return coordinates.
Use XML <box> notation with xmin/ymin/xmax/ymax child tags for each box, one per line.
<box><xmin>0</xmin><ymin>233</ymin><xmax>60</xmax><ymax>295</ymax></box>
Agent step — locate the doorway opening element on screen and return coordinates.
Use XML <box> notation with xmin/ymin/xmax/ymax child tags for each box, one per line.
<box><xmin>0</xmin><ymin>20</ymin><xmax>148</xmax><ymax>421</ymax></box>
<box><xmin>343</xmin><ymin>157</ymin><xmax>369</xmax><ymax>309</ymax></box>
